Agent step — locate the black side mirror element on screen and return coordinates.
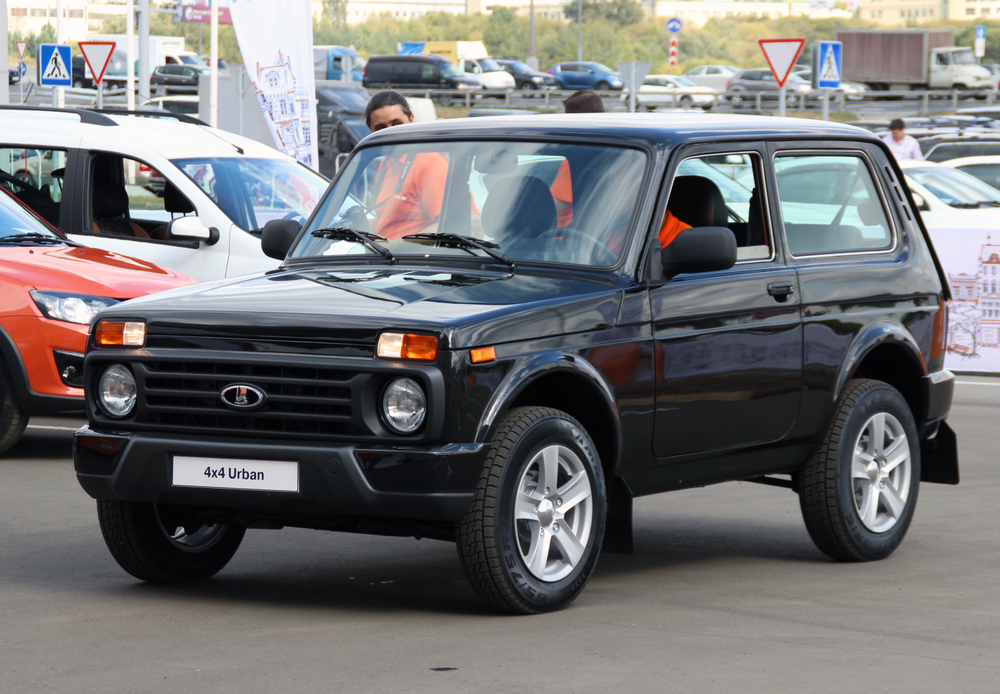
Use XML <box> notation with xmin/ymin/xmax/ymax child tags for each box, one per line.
<box><xmin>661</xmin><ymin>226</ymin><xmax>737</xmax><ymax>279</ymax></box>
<box><xmin>261</xmin><ymin>219</ymin><xmax>302</xmax><ymax>260</ymax></box>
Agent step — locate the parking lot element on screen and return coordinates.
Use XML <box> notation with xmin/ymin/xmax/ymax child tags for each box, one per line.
<box><xmin>1</xmin><ymin>377</ymin><xmax>996</xmax><ymax>693</ymax></box>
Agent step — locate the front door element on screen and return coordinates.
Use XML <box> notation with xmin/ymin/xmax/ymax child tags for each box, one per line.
<box><xmin>649</xmin><ymin>147</ymin><xmax>803</xmax><ymax>459</ymax></box>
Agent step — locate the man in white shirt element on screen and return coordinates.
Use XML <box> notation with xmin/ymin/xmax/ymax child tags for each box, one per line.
<box><xmin>883</xmin><ymin>118</ymin><xmax>923</xmax><ymax>161</ymax></box>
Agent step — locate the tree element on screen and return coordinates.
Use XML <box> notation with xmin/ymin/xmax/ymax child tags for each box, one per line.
<box><xmin>323</xmin><ymin>0</ymin><xmax>348</xmax><ymax>29</ymax></box>
<box><xmin>563</xmin><ymin>0</ymin><xmax>644</xmax><ymax>28</ymax></box>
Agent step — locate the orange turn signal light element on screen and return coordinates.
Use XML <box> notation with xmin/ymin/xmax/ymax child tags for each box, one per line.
<box><xmin>95</xmin><ymin>321</ymin><xmax>146</xmax><ymax>347</ymax></box>
<box><xmin>377</xmin><ymin>332</ymin><xmax>438</xmax><ymax>361</ymax></box>
<box><xmin>470</xmin><ymin>346</ymin><xmax>496</xmax><ymax>363</ymax></box>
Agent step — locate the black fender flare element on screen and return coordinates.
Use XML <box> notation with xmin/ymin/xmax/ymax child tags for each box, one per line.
<box><xmin>474</xmin><ymin>350</ymin><xmax>622</xmax><ymax>472</ymax></box>
<box><xmin>833</xmin><ymin>320</ymin><xmax>927</xmax><ymax>415</ymax></box>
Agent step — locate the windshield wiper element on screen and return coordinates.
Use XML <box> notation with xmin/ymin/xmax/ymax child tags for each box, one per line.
<box><xmin>402</xmin><ymin>233</ymin><xmax>517</xmax><ymax>272</ymax></box>
<box><xmin>0</xmin><ymin>233</ymin><xmax>66</xmax><ymax>245</ymax></box>
<box><xmin>952</xmin><ymin>202</ymin><xmax>983</xmax><ymax>208</ymax></box>
<box><xmin>310</xmin><ymin>227</ymin><xmax>395</xmax><ymax>263</ymax></box>
<box><xmin>976</xmin><ymin>201</ymin><xmax>1000</xmax><ymax>207</ymax></box>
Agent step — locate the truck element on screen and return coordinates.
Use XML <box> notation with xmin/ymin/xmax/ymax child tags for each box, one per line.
<box><xmin>314</xmin><ymin>45</ymin><xmax>366</xmax><ymax>82</ymax></box>
<box><xmin>398</xmin><ymin>41</ymin><xmax>515</xmax><ymax>90</ymax></box>
<box><xmin>85</xmin><ymin>35</ymin><xmax>192</xmax><ymax>85</ymax></box>
<box><xmin>837</xmin><ymin>29</ymin><xmax>993</xmax><ymax>92</ymax></box>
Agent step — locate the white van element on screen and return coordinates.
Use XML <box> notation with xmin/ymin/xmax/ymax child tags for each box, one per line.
<box><xmin>0</xmin><ymin>108</ymin><xmax>328</xmax><ymax>282</ymax></box>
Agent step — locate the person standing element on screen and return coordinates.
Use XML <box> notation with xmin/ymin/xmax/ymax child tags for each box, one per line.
<box><xmin>883</xmin><ymin>118</ymin><xmax>923</xmax><ymax>161</ymax></box>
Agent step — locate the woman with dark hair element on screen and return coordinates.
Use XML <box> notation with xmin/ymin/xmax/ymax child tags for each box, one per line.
<box><xmin>362</xmin><ymin>91</ymin><xmax>448</xmax><ymax>237</ymax></box>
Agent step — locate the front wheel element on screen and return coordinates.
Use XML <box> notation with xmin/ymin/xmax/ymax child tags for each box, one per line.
<box><xmin>97</xmin><ymin>500</ymin><xmax>246</xmax><ymax>583</ymax></box>
<box><xmin>595</xmin><ymin>81</ymin><xmax>610</xmax><ymax>91</ymax></box>
<box><xmin>457</xmin><ymin>407</ymin><xmax>606</xmax><ymax>614</ymax></box>
<box><xmin>799</xmin><ymin>379</ymin><xmax>920</xmax><ymax>562</ymax></box>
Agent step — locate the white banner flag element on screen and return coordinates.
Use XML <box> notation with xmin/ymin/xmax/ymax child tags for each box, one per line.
<box><xmin>229</xmin><ymin>0</ymin><xmax>318</xmax><ymax>169</ymax></box>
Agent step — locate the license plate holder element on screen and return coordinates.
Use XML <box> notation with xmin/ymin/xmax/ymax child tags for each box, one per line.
<box><xmin>172</xmin><ymin>456</ymin><xmax>299</xmax><ymax>493</ymax></box>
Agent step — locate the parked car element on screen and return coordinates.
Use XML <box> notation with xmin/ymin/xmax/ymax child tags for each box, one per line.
<box><xmin>683</xmin><ymin>64</ymin><xmax>739</xmax><ymax>91</ymax></box>
<box><xmin>941</xmin><ymin>154</ymin><xmax>1000</xmax><ymax>190</ymax></box>
<box><xmin>915</xmin><ymin>133</ymin><xmax>1000</xmax><ymax>163</ymax></box>
<box><xmin>727</xmin><ymin>69</ymin><xmax>812</xmax><ymax>105</ymax></box>
<box><xmin>547</xmin><ymin>62</ymin><xmax>624</xmax><ymax>90</ymax></box>
<box><xmin>0</xmin><ymin>186</ymin><xmax>193</xmax><ymax>454</ymax></box>
<box><xmin>623</xmin><ymin>75</ymin><xmax>717</xmax><ymax>110</ymax></box>
<box><xmin>363</xmin><ymin>55</ymin><xmax>482</xmax><ymax>95</ymax></box>
<box><xmin>0</xmin><ymin>107</ymin><xmax>328</xmax><ymax>282</ymax></box>
<box><xmin>315</xmin><ymin>81</ymin><xmax>371</xmax><ymax>179</ymax></box>
<box><xmin>71</xmin><ymin>55</ymin><xmax>93</xmax><ymax>89</ymax></box>
<box><xmin>145</xmin><ymin>95</ymin><xmax>200</xmax><ymax>116</ymax></box>
<box><xmin>496</xmin><ymin>59</ymin><xmax>558</xmax><ymax>91</ymax></box>
<box><xmin>74</xmin><ymin>113</ymin><xmax>957</xmax><ymax>615</ymax></box>
<box><xmin>899</xmin><ymin>160</ymin><xmax>1000</xmax><ymax>226</ymax></box>
<box><xmin>790</xmin><ymin>65</ymin><xmax>870</xmax><ymax>100</ymax></box>
<box><xmin>9</xmin><ymin>66</ymin><xmax>20</xmax><ymax>85</ymax></box>
<box><xmin>457</xmin><ymin>56</ymin><xmax>516</xmax><ymax>91</ymax></box>
<box><xmin>150</xmin><ymin>64</ymin><xmax>206</xmax><ymax>95</ymax></box>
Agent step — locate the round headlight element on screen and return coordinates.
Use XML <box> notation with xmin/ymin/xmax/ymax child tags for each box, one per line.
<box><xmin>99</xmin><ymin>364</ymin><xmax>137</xmax><ymax>418</ymax></box>
<box><xmin>382</xmin><ymin>377</ymin><xmax>426</xmax><ymax>434</ymax></box>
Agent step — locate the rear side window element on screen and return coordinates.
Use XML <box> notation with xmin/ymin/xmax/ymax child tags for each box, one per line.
<box><xmin>0</xmin><ymin>146</ymin><xmax>68</xmax><ymax>227</ymax></box>
<box><xmin>775</xmin><ymin>154</ymin><xmax>894</xmax><ymax>256</ymax></box>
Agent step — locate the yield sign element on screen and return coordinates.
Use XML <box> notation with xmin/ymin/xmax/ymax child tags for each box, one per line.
<box><xmin>15</xmin><ymin>41</ymin><xmax>27</xmax><ymax>60</ymax></box>
<box><xmin>79</xmin><ymin>41</ymin><xmax>117</xmax><ymax>85</ymax></box>
<box><xmin>758</xmin><ymin>38</ymin><xmax>806</xmax><ymax>88</ymax></box>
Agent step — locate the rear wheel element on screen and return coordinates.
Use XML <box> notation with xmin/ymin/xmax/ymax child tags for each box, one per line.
<box><xmin>0</xmin><ymin>361</ymin><xmax>27</xmax><ymax>455</ymax></box>
<box><xmin>457</xmin><ymin>407</ymin><xmax>606</xmax><ymax>614</ymax></box>
<box><xmin>97</xmin><ymin>500</ymin><xmax>245</xmax><ymax>583</ymax></box>
<box><xmin>595</xmin><ymin>81</ymin><xmax>610</xmax><ymax>91</ymax></box>
<box><xmin>799</xmin><ymin>379</ymin><xmax>920</xmax><ymax>562</ymax></box>
<box><xmin>680</xmin><ymin>95</ymin><xmax>694</xmax><ymax>107</ymax></box>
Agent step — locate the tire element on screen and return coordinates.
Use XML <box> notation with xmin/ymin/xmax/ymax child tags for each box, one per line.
<box><xmin>595</xmin><ymin>81</ymin><xmax>610</xmax><ymax>91</ymax></box>
<box><xmin>680</xmin><ymin>95</ymin><xmax>694</xmax><ymax>107</ymax></box>
<box><xmin>72</xmin><ymin>79</ymin><xmax>84</xmax><ymax>89</ymax></box>
<box><xmin>457</xmin><ymin>406</ymin><xmax>607</xmax><ymax>614</ymax></box>
<box><xmin>730</xmin><ymin>89</ymin><xmax>744</xmax><ymax>109</ymax></box>
<box><xmin>0</xmin><ymin>361</ymin><xmax>27</xmax><ymax>455</ymax></box>
<box><xmin>97</xmin><ymin>500</ymin><xmax>246</xmax><ymax>583</ymax></box>
<box><xmin>799</xmin><ymin>379</ymin><xmax>920</xmax><ymax>562</ymax></box>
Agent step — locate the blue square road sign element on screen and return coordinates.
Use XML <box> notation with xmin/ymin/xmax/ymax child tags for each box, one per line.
<box><xmin>815</xmin><ymin>41</ymin><xmax>842</xmax><ymax>90</ymax></box>
<box><xmin>38</xmin><ymin>44</ymin><xmax>72</xmax><ymax>87</ymax></box>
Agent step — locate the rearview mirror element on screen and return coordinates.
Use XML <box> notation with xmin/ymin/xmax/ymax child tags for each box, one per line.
<box><xmin>661</xmin><ymin>226</ymin><xmax>737</xmax><ymax>279</ymax></box>
<box><xmin>910</xmin><ymin>192</ymin><xmax>930</xmax><ymax>212</ymax></box>
<box><xmin>168</xmin><ymin>216</ymin><xmax>219</xmax><ymax>245</ymax></box>
<box><xmin>262</xmin><ymin>218</ymin><xmax>302</xmax><ymax>260</ymax></box>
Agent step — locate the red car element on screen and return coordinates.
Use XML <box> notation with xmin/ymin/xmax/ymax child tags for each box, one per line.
<box><xmin>0</xmin><ymin>187</ymin><xmax>194</xmax><ymax>453</ymax></box>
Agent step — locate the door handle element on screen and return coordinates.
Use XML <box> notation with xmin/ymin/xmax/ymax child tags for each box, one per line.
<box><xmin>767</xmin><ymin>281</ymin><xmax>795</xmax><ymax>301</ymax></box>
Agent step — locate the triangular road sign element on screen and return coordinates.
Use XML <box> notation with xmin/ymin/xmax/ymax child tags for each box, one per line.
<box><xmin>79</xmin><ymin>41</ymin><xmax>117</xmax><ymax>85</ymax></box>
<box><xmin>16</xmin><ymin>41</ymin><xmax>27</xmax><ymax>60</ymax></box>
<box><xmin>758</xmin><ymin>38</ymin><xmax>806</xmax><ymax>88</ymax></box>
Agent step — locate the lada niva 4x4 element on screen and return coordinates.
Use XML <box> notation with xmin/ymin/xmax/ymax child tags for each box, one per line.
<box><xmin>75</xmin><ymin>114</ymin><xmax>959</xmax><ymax>614</ymax></box>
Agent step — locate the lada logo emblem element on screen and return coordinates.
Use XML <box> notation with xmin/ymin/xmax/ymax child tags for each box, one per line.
<box><xmin>220</xmin><ymin>384</ymin><xmax>266</xmax><ymax>410</ymax></box>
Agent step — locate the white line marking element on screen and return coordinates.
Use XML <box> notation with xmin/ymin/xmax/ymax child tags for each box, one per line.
<box><xmin>27</xmin><ymin>425</ymin><xmax>80</xmax><ymax>431</ymax></box>
<box><xmin>955</xmin><ymin>381</ymin><xmax>1000</xmax><ymax>386</ymax></box>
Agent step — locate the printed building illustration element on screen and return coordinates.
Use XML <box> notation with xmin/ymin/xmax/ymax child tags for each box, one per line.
<box><xmin>947</xmin><ymin>242</ymin><xmax>1000</xmax><ymax>355</ymax></box>
<box><xmin>253</xmin><ymin>50</ymin><xmax>313</xmax><ymax>167</ymax></box>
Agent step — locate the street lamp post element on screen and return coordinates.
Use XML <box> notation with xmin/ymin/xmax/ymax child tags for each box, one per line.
<box><xmin>577</xmin><ymin>0</ymin><xmax>582</xmax><ymax>61</ymax></box>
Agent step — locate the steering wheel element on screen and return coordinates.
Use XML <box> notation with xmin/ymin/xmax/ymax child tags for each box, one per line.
<box><xmin>0</xmin><ymin>170</ymin><xmax>41</xmax><ymax>194</ymax></box>
<box><xmin>537</xmin><ymin>227</ymin><xmax>618</xmax><ymax>266</ymax></box>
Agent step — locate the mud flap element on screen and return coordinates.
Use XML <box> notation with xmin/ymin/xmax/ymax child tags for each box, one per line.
<box><xmin>921</xmin><ymin>420</ymin><xmax>959</xmax><ymax>485</ymax></box>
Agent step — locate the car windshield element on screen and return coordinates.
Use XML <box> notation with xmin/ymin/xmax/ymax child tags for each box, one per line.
<box><xmin>0</xmin><ymin>190</ymin><xmax>64</xmax><ymax>241</ymax></box>
<box><xmin>674</xmin><ymin>77</ymin><xmax>698</xmax><ymax>87</ymax></box>
<box><xmin>478</xmin><ymin>58</ymin><xmax>503</xmax><ymax>72</ymax></box>
<box><xmin>179</xmin><ymin>55</ymin><xmax>207</xmax><ymax>68</ymax></box>
<box><xmin>441</xmin><ymin>63</ymin><xmax>465</xmax><ymax>78</ymax></box>
<box><xmin>317</xmin><ymin>86</ymin><xmax>369</xmax><ymax>113</ymax></box>
<box><xmin>507</xmin><ymin>61</ymin><xmax>532</xmax><ymax>74</ymax></box>
<box><xmin>907</xmin><ymin>167</ymin><xmax>1000</xmax><ymax>207</ymax></box>
<box><xmin>291</xmin><ymin>140</ymin><xmax>648</xmax><ymax>268</ymax></box>
<box><xmin>953</xmin><ymin>50</ymin><xmax>977</xmax><ymax>66</ymax></box>
<box><xmin>171</xmin><ymin>157</ymin><xmax>328</xmax><ymax>232</ymax></box>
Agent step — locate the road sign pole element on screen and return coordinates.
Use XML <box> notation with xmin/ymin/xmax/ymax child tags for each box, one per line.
<box><xmin>97</xmin><ymin>82</ymin><xmax>104</xmax><ymax>109</ymax></box>
<box><xmin>629</xmin><ymin>63</ymin><xmax>637</xmax><ymax>113</ymax></box>
<box><xmin>779</xmin><ymin>85</ymin><xmax>786</xmax><ymax>117</ymax></box>
<box><xmin>822</xmin><ymin>90</ymin><xmax>829</xmax><ymax>121</ymax></box>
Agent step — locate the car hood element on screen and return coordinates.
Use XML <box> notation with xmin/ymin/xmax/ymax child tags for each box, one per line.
<box><xmin>109</xmin><ymin>265</ymin><xmax>624</xmax><ymax>350</ymax></box>
<box><xmin>0</xmin><ymin>245</ymin><xmax>194</xmax><ymax>298</ymax></box>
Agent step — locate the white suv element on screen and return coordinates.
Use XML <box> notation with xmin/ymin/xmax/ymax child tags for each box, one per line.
<box><xmin>0</xmin><ymin>107</ymin><xmax>328</xmax><ymax>282</ymax></box>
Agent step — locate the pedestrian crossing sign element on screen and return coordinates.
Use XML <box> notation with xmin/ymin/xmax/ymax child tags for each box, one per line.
<box><xmin>814</xmin><ymin>41</ymin><xmax>842</xmax><ymax>90</ymax></box>
<box><xmin>38</xmin><ymin>44</ymin><xmax>72</xmax><ymax>87</ymax></box>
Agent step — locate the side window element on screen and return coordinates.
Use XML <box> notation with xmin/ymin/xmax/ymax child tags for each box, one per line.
<box><xmin>673</xmin><ymin>152</ymin><xmax>771</xmax><ymax>261</ymax></box>
<box><xmin>420</xmin><ymin>64</ymin><xmax>437</xmax><ymax>82</ymax></box>
<box><xmin>774</xmin><ymin>154</ymin><xmax>894</xmax><ymax>256</ymax></box>
<box><xmin>0</xmin><ymin>146</ymin><xmax>68</xmax><ymax>227</ymax></box>
<box><xmin>706</xmin><ymin>67</ymin><xmax>720</xmax><ymax>75</ymax></box>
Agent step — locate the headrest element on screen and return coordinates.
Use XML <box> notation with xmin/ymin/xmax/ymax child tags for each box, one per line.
<box><xmin>667</xmin><ymin>175</ymin><xmax>728</xmax><ymax>229</ymax></box>
<box><xmin>164</xmin><ymin>183</ymin><xmax>195</xmax><ymax>215</ymax></box>
<box><xmin>92</xmin><ymin>179</ymin><xmax>129</xmax><ymax>219</ymax></box>
<box><xmin>481</xmin><ymin>175</ymin><xmax>556</xmax><ymax>240</ymax></box>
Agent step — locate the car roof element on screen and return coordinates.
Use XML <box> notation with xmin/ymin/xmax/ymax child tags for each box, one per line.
<box><xmin>938</xmin><ymin>155</ymin><xmax>1000</xmax><ymax>166</ymax></box>
<box><xmin>362</xmin><ymin>112</ymin><xmax>880</xmax><ymax>149</ymax></box>
<box><xmin>0</xmin><ymin>108</ymin><xmax>290</xmax><ymax>161</ymax></box>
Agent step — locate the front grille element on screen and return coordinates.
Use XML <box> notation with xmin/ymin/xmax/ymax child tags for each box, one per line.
<box><xmin>137</xmin><ymin>360</ymin><xmax>362</xmax><ymax>437</ymax></box>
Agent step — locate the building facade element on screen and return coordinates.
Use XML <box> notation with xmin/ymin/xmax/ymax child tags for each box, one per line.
<box><xmin>948</xmin><ymin>244</ymin><xmax>1000</xmax><ymax>355</ymax></box>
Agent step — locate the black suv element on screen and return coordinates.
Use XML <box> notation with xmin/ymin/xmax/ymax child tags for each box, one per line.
<box><xmin>362</xmin><ymin>54</ymin><xmax>481</xmax><ymax>92</ymax></box>
<box><xmin>75</xmin><ymin>114</ymin><xmax>958</xmax><ymax>614</ymax></box>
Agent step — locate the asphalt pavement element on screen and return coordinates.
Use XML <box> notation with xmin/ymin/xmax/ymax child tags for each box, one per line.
<box><xmin>1</xmin><ymin>379</ymin><xmax>998</xmax><ymax>693</ymax></box>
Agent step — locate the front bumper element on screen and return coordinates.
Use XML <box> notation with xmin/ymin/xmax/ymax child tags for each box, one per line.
<box><xmin>74</xmin><ymin>427</ymin><xmax>487</xmax><ymax>524</ymax></box>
